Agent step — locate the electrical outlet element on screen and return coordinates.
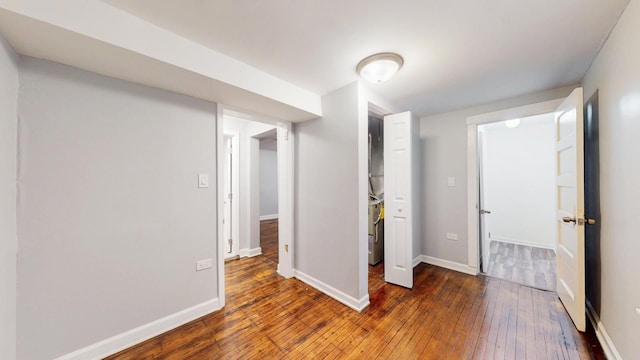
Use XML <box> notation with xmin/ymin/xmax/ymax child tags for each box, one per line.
<box><xmin>196</xmin><ymin>258</ymin><xmax>212</xmax><ymax>271</ymax></box>
<box><xmin>446</xmin><ymin>233</ymin><xmax>458</xmax><ymax>241</ymax></box>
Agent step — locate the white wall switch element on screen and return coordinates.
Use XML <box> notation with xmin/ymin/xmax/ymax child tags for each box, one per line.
<box><xmin>447</xmin><ymin>177</ymin><xmax>456</xmax><ymax>187</ymax></box>
<box><xmin>446</xmin><ymin>233</ymin><xmax>458</xmax><ymax>240</ymax></box>
<box><xmin>198</xmin><ymin>174</ymin><xmax>209</xmax><ymax>188</ymax></box>
<box><xmin>196</xmin><ymin>258</ymin><xmax>212</xmax><ymax>271</ymax></box>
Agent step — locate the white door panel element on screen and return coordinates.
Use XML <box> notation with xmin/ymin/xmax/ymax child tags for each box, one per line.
<box><xmin>555</xmin><ymin>87</ymin><xmax>586</xmax><ymax>332</ymax></box>
<box><xmin>384</xmin><ymin>111</ymin><xmax>414</xmax><ymax>288</ymax></box>
<box><xmin>223</xmin><ymin>135</ymin><xmax>238</xmax><ymax>259</ymax></box>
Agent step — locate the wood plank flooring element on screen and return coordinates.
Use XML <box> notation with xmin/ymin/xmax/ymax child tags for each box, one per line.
<box><xmin>486</xmin><ymin>240</ymin><xmax>557</xmax><ymax>291</ymax></box>
<box><xmin>260</xmin><ymin>219</ymin><xmax>278</xmax><ymax>265</ymax></box>
<box><xmin>106</xmin><ymin>227</ymin><xmax>604</xmax><ymax>359</ymax></box>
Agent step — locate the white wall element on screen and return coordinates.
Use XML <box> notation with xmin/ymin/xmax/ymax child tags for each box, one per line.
<box><xmin>419</xmin><ymin>85</ymin><xmax>576</xmax><ymax>265</ymax></box>
<box><xmin>259</xmin><ymin>148</ymin><xmax>278</xmax><ymax>217</ymax></box>
<box><xmin>295</xmin><ymin>83</ymin><xmax>362</xmax><ymax>304</ymax></box>
<box><xmin>0</xmin><ymin>33</ymin><xmax>18</xmax><ymax>360</ymax></box>
<box><xmin>480</xmin><ymin>114</ymin><xmax>556</xmax><ymax>249</ymax></box>
<box><xmin>582</xmin><ymin>0</ymin><xmax>640</xmax><ymax>357</ymax></box>
<box><xmin>17</xmin><ymin>58</ymin><xmax>218</xmax><ymax>360</ymax></box>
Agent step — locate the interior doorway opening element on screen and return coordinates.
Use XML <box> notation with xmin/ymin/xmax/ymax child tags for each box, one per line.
<box><xmin>367</xmin><ymin>113</ymin><xmax>386</xmax><ymax>294</ymax></box>
<box><xmin>257</xmin><ymin>130</ymin><xmax>279</xmax><ymax>267</ymax></box>
<box><xmin>477</xmin><ymin>113</ymin><xmax>557</xmax><ymax>291</ymax></box>
<box><xmin>217</xmin><ymin>106</ymin><xmax>294</xmax><ymax>308</ymax></box>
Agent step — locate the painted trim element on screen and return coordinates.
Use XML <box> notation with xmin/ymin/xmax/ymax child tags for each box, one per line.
<box><xmin>467</xmin><ymin>124</ymin><xmax>479</xmax><ymax>269</ymax></box>
<box><xmin>466</xmin><ymin>99</ymin><xmax>563</xmax><ymax>125</ymax></box>
<box><xmin>259</xmin><ymin>214</ymin><xmax>279</xmax><ymax>221</ymax></box>
<box><xmin>55</xmin><ymin>299</ymin><xmax>220</xmax><ymax>360</ymax></box>
<box><xmin>586</xmin><ymin>301</ymin><xmax>622</xmax><ymax>360</ymax></box>
<box><xmin>489</xmin><ymin>237</ymin><xmax>557</xmax><ymax>251</ymax></box>
<box><xmin>412</xmin><ymin>256</ymin><xmax>422</xmax><ymax>268</ymax></box>
<box><xmin>293</xmin><ymin>269</ymin><xmax>370</xmax><ymax>312</ymax></box>
<box><xmin>276</xmin><ymin>124</ymin><xmax>294</xmax><ymax>278</ymax></box>
<box><xmin>216</xmin><ymin>105</ymin><xmax>226</xmax><ymax>308</ymax></box>
<box><xmin>239</xmin><ymin>247</ymin><xmax>262</xmax><ymax>258</ymax></box>
<box><xmin>418</xmin><ymin>255</ymin><xmax>478</xmax><ymax>276</ymax></box>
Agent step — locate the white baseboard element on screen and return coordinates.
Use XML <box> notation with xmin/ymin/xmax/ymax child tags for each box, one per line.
<box><xmin>260</xmin><ymin>214</ymin><xmax>278</xmax><ymax>221</ymax></box>
<box><xmin>239</xmin><ymin>247</ymin><xmax>262</xmax><ymax>258</ymax></box>
<box><xmin>293</xmin><ymin>269</ymin><xmax>369</xmax><ymax>312</ymax></box>
<box><xmin>586</xmin><ymin>300</ymin><xmax>622</xmax><ymax>360</ymax></box>
<box><xmin>490</xmin><ymin>236</ymin><xmax>556</xmax><ymax>251</ymax></box>
<box><xmin>412</xmin><ymin>256</ymin><xmax>422</xmax><ymax>268</ymax></box>
<box><xmin>277</xmin><ymin>264</ymin><xmax>294</xmax><ymax>279</ymax></box>
<box><xmin>55</xmin><ymin>298</ymin><xmax>220</xmax><ymax>360</ymax></box>
<box><xmin>418</xmin><ymin>255</ymin><xmax>478</xmax><ymax>276</ymax></box>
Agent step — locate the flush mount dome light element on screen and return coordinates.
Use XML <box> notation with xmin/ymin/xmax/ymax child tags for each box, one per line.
<box><xmin>356</xmin><ymin>53</ymin><xmax>404</xmax><ymax>84</ymax></box>
<box><xmin>505</xmin><ymin>118</ymin><xmax>521</xmax><ymax>128</ymax></box>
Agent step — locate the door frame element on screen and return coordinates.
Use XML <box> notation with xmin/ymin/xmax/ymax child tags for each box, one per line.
<box><xmin>216</xmin><ymin>104</ymin><xmax>295</xmax><ymax>308</ymax></box>
<box><xmin>466</xmin><ymin>98</ymin><xmax>563</xmax><ymax>271</ymax></box>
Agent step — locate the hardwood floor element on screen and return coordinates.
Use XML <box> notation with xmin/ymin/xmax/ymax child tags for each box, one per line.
<box><xmin>368</xmin><ymin>262</ymin><xmax>385</xmax><ymax>295</ymax></box>
<box><xmin>486</xmin><ymin>240</ymin><xmax>557</xmax><ymax>291</ymax></box>
<box><xmin>260</xmin><ymin>219</ymin><xmax>278</xmax><ymax>264</ymax></box>
<box><xmin>106</xmin><ymin>248</ymin><xmax>604</xmax><ymax>359</ymax></box>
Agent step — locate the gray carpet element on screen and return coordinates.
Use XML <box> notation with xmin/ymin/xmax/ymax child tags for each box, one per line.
<box><xmin>486</xmin><ymin>240</ymin><xmax>556</xmax><ymax>291</ymax></box>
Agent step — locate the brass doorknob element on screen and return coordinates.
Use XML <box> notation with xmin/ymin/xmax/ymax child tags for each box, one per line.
<box><xmin>562</xmin><ymin>216</ymin><xmax>576</xmax><ymax>223</ymax></box>
<box><xmin>480</xmin><ymin>209</ymin><xmax>491</xmax><ymax>214</ymax></box>
<box><xmin>586</xmin><ymin>218</ymin><xmax>596</xmax><ymax>225</ymax></box>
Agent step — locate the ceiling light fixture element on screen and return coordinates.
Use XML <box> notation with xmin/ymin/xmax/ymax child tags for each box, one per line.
<box><xmin>505</xmin><ymin>118</ymin><xmax>521</xmax><ymax>128</ymax></box>
<box><xmin>356</xmin><ymin>53</ymin><xmax>404</xmax><ymax>84</ymax></box>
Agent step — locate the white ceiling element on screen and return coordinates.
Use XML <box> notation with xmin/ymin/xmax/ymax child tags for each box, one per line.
<box><xmin>103</xmin><ymin>0</ymin><xmax>629</xmax><ymax>116</ymax></box>
<box><xmin>0</xmin><ymin>1</ymin><xmax>629</xmax><ymax>120</ymax></box>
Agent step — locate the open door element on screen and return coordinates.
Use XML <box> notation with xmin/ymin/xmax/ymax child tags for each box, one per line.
<box><xmin>555</xmin><ymin>87</ymin><xmax>586</xmax><ymax>331</ymax></box>
<box><xmin>383</xmin><ymin>111</ymin><xmax>415</xmax><ymax>288</ymax></box>
<box><xmin>477</xmin><ymin>131</ymin><xmax>491</xmax><ymax>273</ymax></box>
<box><xmin>223</xmin><ymin>135</ymin><xmax>238</xmax><ymax>259</ymax></box>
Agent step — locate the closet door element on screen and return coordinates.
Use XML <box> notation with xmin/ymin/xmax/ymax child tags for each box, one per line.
<box><xmin>384</xmin><ymin>111</ymin><xmax>415</xmax><ymax>288</ymax></box>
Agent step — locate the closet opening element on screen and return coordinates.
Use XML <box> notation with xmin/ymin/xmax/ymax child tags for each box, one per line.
<box><xmin>368</xmin><ymin>113</ymin><xmax>386</xmax><ymax>294</ymax></box>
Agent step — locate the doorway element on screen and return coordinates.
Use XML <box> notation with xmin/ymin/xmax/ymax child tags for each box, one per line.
<box><xmin>477</xmin><ymin>114</ymin><xmax>557</xmax><ymax>291</ymax></box>
<box><xmin>365</xmin><ymin>108</ymin><xmax>418</xmax><ymax>294</ymax></box>
<box><xmin>216</xmin><ymin>106</ymin><xmax>294</xmax><ymax>308</ymax></box>
<box><xmin>257</xmin><ymin>130</ymin><xmax>279</xmax><ymax>266</ymax></box>
<box><xmin>467</xmin><ymin>88</ymin><xmax>589</xmax><ymax>332</ymax></box>
<box><xmin>367</xmin><ymin>114</ymin><xmax>385</xmax><ymax>294</ymax></box>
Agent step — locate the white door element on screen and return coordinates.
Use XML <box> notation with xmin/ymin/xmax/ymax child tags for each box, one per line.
<box><xmin>555</xmin><ymin>87</ymin><xmax>586</xmax><ymax>331</ymax></box>
<box><xmin>384</xmin><ymin>111</ymin><xmax>414</xmax><ymax>288</ymax></box>
<box><xmin>223</xmin><ymin>136</ymin><xmax>237</xmax><ymax>258</ymax></box>
<box><xmin>477</xmin><ymin>131</ymin><xmax>491</xmax><ymax>273</ymax></box>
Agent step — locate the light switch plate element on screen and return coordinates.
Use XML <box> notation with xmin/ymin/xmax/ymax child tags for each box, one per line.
<box><xmin>198</xmin><ymin>174</ymin><xmax>209</xmax><ymax>188</ymax></box>
<box><xmin>446</xmin><ymin>233</ymin><xmax>458</xmax><ymax>241</ymax></box>
<box><xmin>447</xmin><ymin>177</ymin><xmax>456</xmax><ymax>187</ymax></box>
